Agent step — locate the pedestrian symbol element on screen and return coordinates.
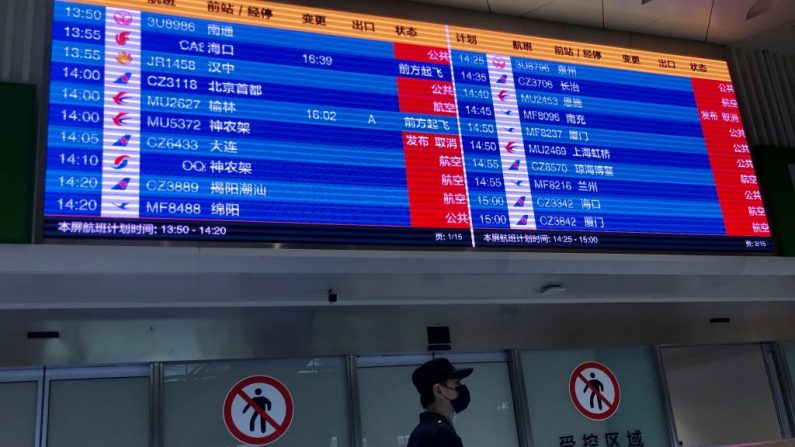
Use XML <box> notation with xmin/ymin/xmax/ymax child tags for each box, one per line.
<box><xmin>569</xmin><ymin>362</ymin><xmax>620</xmax><ymax>421</ymax></box>
<box><xmin>223</xmin><ymin>376</ymin><xmax>294</xmax><ymax>445</ymax></box>
<box><xmin>244</xmin><ymin>387</ymin><xmax>272</xmax><ymax>433</ymax></box>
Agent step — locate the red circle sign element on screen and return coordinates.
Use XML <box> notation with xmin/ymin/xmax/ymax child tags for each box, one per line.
<box><xmin>569</xmin><ymin>362</ymin><xmax>620</xmax><ymax>421</ymax></box>
<box><xmin>223</xmin><ymin>376</ymin><xmax>294</xmax><ymax>446</ymax></box>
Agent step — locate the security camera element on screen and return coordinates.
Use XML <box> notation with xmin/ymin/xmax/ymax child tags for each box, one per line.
<box><xmin>328</xmin><ymin>289</ymin><xmax>338</xmax><ymax>303</ymax></box>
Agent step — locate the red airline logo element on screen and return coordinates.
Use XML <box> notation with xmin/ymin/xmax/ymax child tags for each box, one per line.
<box><xmin>116</xmin><ymin>31</ymin><xmax>131</xmax><ymax>45</ymax></box>
<box><xmin>114</xmin><ymin>11</ymin><xmax>133</xmax><ymax>26</ymax></box>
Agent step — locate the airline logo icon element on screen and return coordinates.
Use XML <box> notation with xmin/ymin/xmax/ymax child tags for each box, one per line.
<box><xmin>516</xmin><ymin>215</ymin><xmax>529</xmax><ymax>225</ymax></box>
<box><xmin>514</xmin><ymin>180</ymin><xmax>524</xmax><ymax>186</ymax></box>
<box><xmin>496</xmin><ymin>74</ymin><xmax>508</xmax><ymax>84</ymax></box>
<box><xmin>114</xmin><ymin>11</ymin><xmax>133</xmax><ymax>26</ymax></box>
<box><xmin>112</xmin><ymin>155</ymin><xmax>131</xmax><ymax>170</ymax></box>
<box><xmin>514</xmin><ymin>196</ymin><xmax>526</xmax><ymax>207</ymax></box>
<box><xmin>112</xmin><ymin>202</ymin><xmax>131</xmax><ymax>210</ymax></box>
<box><xmin>492</xmin><ymin>57</ymin><xmax>507</xmax><ymax>69</ymax></box>
<box><xmin>505</xmin><ymin>142</ymin><xmax>518</xmax><ymax>153</ymax></box>
<box><xmin>114</xmin><ymin>72</ymin><xmax>133</xmax><ymax>84</ymax></box>
<box><xmin>116</xmin><ymin>52</ymin><xmax>133</xmax><ymax>65</ymax></box>
<box><xmin>112</xmin><ymin>178</ymin><xmax>131</xmax><ymax>190</ymax></box>
<box><xmin>113</xmin><ymin>134</ymin><xmax>132</xmax><ymax>147</ymax></box>
<box><xmin>509</xmin><ymin>160</ymin><xmax>521</xmax><ymax>170</ymax></box>
<box><xmin>498</xmin><ymin>90</ymin><xmax>509</xmax><ymax>101</ymax></box>
<box><xmin>115</xmin><ymin>31</ymin><xmax>131</xmax><ymax>45</ymax></box>
<box><xmin>112</xmin><ymin>112</ymin><xmax>130</xmax><ymax>126</ymax></box>
<box><xmin>113</xmin><ymin>91</ymin><xmax>131</xmax><ymax>105</ymax></box>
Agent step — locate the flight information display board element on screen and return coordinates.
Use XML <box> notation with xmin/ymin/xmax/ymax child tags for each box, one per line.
<box><xmin>42</xmin><ymin>0</ymin><xmax>775</xmax><ymax>252</ymax></box>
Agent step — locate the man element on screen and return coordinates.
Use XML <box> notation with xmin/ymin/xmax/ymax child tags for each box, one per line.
<box><xmin>408</xmin><ymin>358</ymin><xmax>473</xmax><ymax>447</ymax></box>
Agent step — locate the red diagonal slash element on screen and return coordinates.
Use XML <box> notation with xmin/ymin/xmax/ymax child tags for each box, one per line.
<box><xmin>577</xmin><ymin>372</ymin><xmax>616</xmax><ymax>412</ymax></box>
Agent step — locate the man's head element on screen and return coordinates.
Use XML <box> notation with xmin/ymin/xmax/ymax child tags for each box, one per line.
<box><xmin>411</xmin><ymin>358</ymin><xmax>473</xmax><ymax>411</ymax></box>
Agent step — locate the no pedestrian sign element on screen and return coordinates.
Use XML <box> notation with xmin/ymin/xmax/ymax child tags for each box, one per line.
<box><xmin>223</xmin><ymin>376</ymin><xmax>294</xmax><ymax>446</ymax></box>
<box><xmin>569</xmin><ymin>362</ymin><xmax>621</xmax><ymax>421</ymax></box>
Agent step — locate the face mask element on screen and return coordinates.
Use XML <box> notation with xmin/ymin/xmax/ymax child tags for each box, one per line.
<box><xmin>450</xmin><ymin>385</ymin><xmax>470</xmax><ymax>413</ymax></box>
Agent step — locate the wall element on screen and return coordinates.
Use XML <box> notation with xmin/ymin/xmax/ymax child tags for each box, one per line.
<box><xmin>1</xmin><ymin>0</ymin><xmax>795</xmax><ymax>368</ymax></box>
<box><xmin>0</xmin><ymin>83</ymin><xmax>36</xmax><ymax>243</ymax></box>
<box><xmin>728</xmin><ymin>48</ymin><xmax>795</xmax><ymax>149</ymax></box>
<box><xmin>0</xmin><ymin>245</ymin><xmax>794</xmax><ymax>366</ymax></box>
<box><xmin>754</xmin><ymin>147</ymin><xmax>795</xmax><ymax>255</ymax></box>
<box><xmin>0</xmin><ymin>0</ymin><xmax>50</xmax><ymax>86</ymax></box>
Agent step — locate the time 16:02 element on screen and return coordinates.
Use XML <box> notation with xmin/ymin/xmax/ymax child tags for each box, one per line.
<box><xmin>307</xmin><ymin>109</ymin><xmax>337</xmax><ymax>121</ymax></box>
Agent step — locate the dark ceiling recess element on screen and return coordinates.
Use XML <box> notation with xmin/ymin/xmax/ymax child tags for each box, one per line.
<box><xmin>27</xmin><ymin>331</ymin><xmax>60</xmax><ymax>339</ymax></box>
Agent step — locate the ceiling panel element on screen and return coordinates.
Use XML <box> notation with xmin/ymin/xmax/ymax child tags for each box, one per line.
<box><xmin>604</xmin><ymin>0</ymin><xmax>713</xmax><ymax>41</ymax></box>
<box><xmin>402</xmin><ymin>0</ymin><xmax>491</xmax><ymax>13</ymax></box>
<box><xmin>403</xmin><ymin>0</ymin><xmax>794</xmax><ymax>54</ymax></box>
<box><xmin>487</xmin><ymin>0</ymin><xmax>553</xmax><ymax>16</ymax></box>
<box><xmin>4</xmin><ymin>301</ymin><xmax>795</xmax><ymax>366</ymax></box>
<box><xmin>521</xmin><ymin>0</ymin><xmax>605</xmax><ymax>28</ymax></box>
<box><xmin>734</xmin><ymin>21</ymin><xmax>795</xmax><ymax>54</ymax></box>
<box><xmin>603</xmin><ymin>0</ymin><xmax>712</xmax><ymax>32</ymax></box>
<box><xmin>634</xmin><ymin>16</ymin><xmax>709</xmax><ymax>42</ymax></box>
<box><xmin>309</xmin><ymin>0</ymin><xmax>403</xmax><ymax>16</ymax></box>
<box><xmin>708</xmin><ymin>0</ymin><xmax>795</xmax><ymax>44</ymax></box>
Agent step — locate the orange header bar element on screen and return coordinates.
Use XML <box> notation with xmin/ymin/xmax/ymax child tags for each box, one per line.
<box><xmin>67</xmin><ymin>0</ymin><xmax>731</xmax><ymax>81</ymax></box>
<box><xmin>68</xmin><ymin>0</ymin><xmax>449</xmax><ymax>47</ymax></box>
<box><xmin>447</xmin><ymin>27</ymin><xmax>731</xmax><ymax>81</ymax></box>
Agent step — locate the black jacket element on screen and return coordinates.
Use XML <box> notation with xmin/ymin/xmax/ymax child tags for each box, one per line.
<box><xmin>407</xmin><ymin>411</ymin><xmax>463</xmax><ymax>447</ymax></box>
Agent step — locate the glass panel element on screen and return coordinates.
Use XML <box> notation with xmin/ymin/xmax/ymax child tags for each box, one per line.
<box><xmin>522</xmin><ymin>346</ymin><xmax>670</xmax><ymax>447</ymax></box>
<box><xmin>359</xmin><ymin>360</ymin><xmax>519</xmax><ymax>447</ymax></box>
<box><xmin>662</xmin><ymin>344</ymin><xmax>781</xmax><ymax>446</ymax></box>
<box><xmin>0</xmin><ymin>381</ymin><xmax>38</xmax><ymax>447</ymax></box>
<box><xmin>163</xmin><ymin>357</ymin><xmax>349</xmax><ymax>447</ymax></box>
<box><xmin>47</xmin><ymin>377</ymin><xmax>149</xmax><ymax>447</ymax></box>
<box><xmin>783</xmin><ymin>340</ymin><xmax>795</xmax><ymax>396</ymax></box>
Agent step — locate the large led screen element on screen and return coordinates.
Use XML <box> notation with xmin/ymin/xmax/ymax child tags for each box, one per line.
<box><xmin>43</xmin><ymin>0</ymin><xmax>774</xmax><ymax>252</ymax></box>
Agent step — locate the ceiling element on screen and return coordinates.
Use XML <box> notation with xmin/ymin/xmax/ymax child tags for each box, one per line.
<box><xmin>2</xmin><ymin>244</ymin><xmax>794</xmax><ymax>309</ymax></box>
<box><xmin>408</xmin><ymin>0</ymin><xmax>795</xmax><ymax>54</ymax></box>
<box><xmin>1</xmin><ymin>241</ymin><xmax>793</xmax><ymax>366</ymax></box>
<box><xmin>4</xmin><ymin>301</ymin><xmax>795</xmax><ymax>366</ymax></box>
